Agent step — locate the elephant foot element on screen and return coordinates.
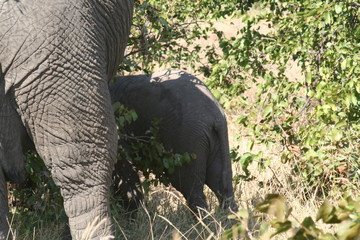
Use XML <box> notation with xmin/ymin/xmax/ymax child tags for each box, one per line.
<box><xmin>188</xmin><ymin>200</ymin><xmax>209</xmax><ymax>220</ymax></box>
<box><xmin>221</xmin><ymin>197</ymin><xmax>238</xmax><ymax>213</ymax></box>
<box><xmin>62</xmin><ymin>188</ymin><xmax>114</xmax><ymax>240</ymax></box>
<box><xmin>68</xmin><ymin>214</ymin><xmax>113</xmax><ymax>240</ymax></box>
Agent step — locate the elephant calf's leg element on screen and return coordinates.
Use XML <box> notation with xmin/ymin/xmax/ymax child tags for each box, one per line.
<box><xmin>112</xmin><ymin>159</ymin><xmax>143</xmax><ymax>212</ymax></box>
<box><xmin>170</xmin><ymin>153</ymin><xmax>208</xmax><ymax>216</ymax></box>
<box><xmin>205</xmin><ymin>153</ymin><xmax>238</xmax><ymax>212</ymax></box>
<box><xmin>172</xmin><ymin>173</ymin><xmax>208</xmax><ymax>215</ymax></box>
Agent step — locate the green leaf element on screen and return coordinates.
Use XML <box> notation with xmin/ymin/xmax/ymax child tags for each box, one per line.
<box><xmin>317</xmin><ymin>200</ymin><xmax>341</xmax><ymax>223</ymax></box>
<box><xmin>335</xmin><ymin>4</ymin><xmax>342</xmax><ymax>14</ymax></box>
<box><xmin>302</xmin><ymin>216</ymin><xmax>316</xmax><ymax>229</ymax></box>
<box><xmin>281</xmin><ymin>151</ymin><xmax>294</xmax><ymax>164</ymax></box>
<box><xmin>264</xmin><ymin>104</ymin><xmax>273</xmax><ymax>117</ymax></box>
<box><xmin>270</xmin><ymin>220</ymin><xmax>292</xmax><ymax>237</ymax></box>
<box><xmin>341</xmin><ymin>58</ymin><xmax>348</xmax><ymax>70</ymax></box>
<box><xmin>331</xmin><ymin>128</ymin><xmax>343</xmax><ymax>142</ymax></box>
<box><xmin>212</xmin><ymin>89</ymin><xmax>222</xmax><ymax>101</ymax></box>
<box><xmin>239</xmin><ymin>152</ymin><xmax>255</xmax><ymax>177</ymax></box>
<box><xmin>246</xmin><ymin>139</ymin><xmax>254</xmax><ymax>151</ymax></box>
<box><xmin>181</xmin><ymin>152</ymin><xmax>192</xmax><ymax>164</ymax></box>
<box><xmin>236</xmin><ymin>209</ymin><xmax>249</xmax><ymax>219</ymax></box>
<box><xmin>259</xmin><ymin>222</ymin><xmax>270</xmax><ymax>236</ymax></box>
<box><xmin>112</xmin><ymin>101</ymin><xmax>121</xmax><ymax>112</ymax></box>
<box><xmin>307</xmin><ymin>90</ymin><xmax>315</xmax><ymax>98</ymax></box>
<box><xmin>130</xmin><ymin>110</ymin><xmax>138</xmax><ymax>121</ymax></box>
<box><xmin>163</xmin><ymin>158</ymin><xmax>170</xmax><ymax>169</ymax></box>
<box><xmin>337</xmin><ymin>221</ymin><xmax>360</xmax><ymax>240</ymax></box>
<box><xmin>256</xmin><ymin>194</ymin><xmax>290</xmax><ymax>222</ymax></box>
<box><xmin>306</xmin><ymin>72</ymin><xmax>312</xmax><ymax>84</ymax></box>
<box><xmin>323</xmin><ymin>12</ymin><xmax>333</xmax><ymax>24</ymax></box>
<box><xmin>319</xmin><ymin>233</ymin><xmax>337</xmax><ymax>240</ymax></box>
<box><xmin>355</xmin><ymin>81</ymin><xmax>360</xmax><ymax>94</ymax></box>
<box><xmin>317</xmin><ymin>200</ymin><xmax>334</xmax><ymax>222</ymax></box>
<box><xmin>221</xmin><ymin>223</ymin><xmax>244</xmax><ymax>240</ymax></box>
<box><xmin>237</xmin><ymin>115</ymin><xmax>248</xmax><ymax>126</ymax></box>
<box><xmin>316</xmin><ymin>81</ymin><xmax>327</xmax><ymax>91</ymax></box>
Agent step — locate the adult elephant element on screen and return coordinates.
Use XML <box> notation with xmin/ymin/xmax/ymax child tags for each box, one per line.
<box><xmin>109</xmin><ymin>70</ymin><xmax>238</xmax><ymax>215</ymax></box>
<box><xmin>0</xmin><ymin>0</ymin><xmax>134</xmax><ymax>239</ymax></box>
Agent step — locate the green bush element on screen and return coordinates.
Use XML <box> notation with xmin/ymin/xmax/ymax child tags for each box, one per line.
<box><xmin>229</xmin><ymin>0</ymin><xmax>360</xmax><ymax>194</ymax></box>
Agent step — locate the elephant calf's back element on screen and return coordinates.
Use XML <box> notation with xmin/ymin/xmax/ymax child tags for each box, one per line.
<box><xmin>110</xmin><ymin>70</ymin><xmax>225</xmax><ymax>132</ymax></box>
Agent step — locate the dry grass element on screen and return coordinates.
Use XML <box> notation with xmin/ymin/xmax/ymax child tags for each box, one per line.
<box><xmin>111</xmin><ymin>187</ymin><xmax>236</xmax><ymax>240</ymax></box>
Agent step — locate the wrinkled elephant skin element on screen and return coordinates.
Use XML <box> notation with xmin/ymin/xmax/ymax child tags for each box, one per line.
<box><xmin>109</xmin><ymin>70</ymin><xmax>238</xmax><ymax>214</ymax></box>
<box><xmin>0</xmin><ymin>1</ymin><xmax>134</xmax><ymax>239</ymax></box>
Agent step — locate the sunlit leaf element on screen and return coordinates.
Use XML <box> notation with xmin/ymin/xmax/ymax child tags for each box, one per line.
<box><xmin>335</xmin><ymin>4</ymin><xmax>343</xmax><ymax>14</ymax></box>
<box><xmin>337</xmin><ymin>221</ymin><xmax>360</xmax><ymax>240</ymax></box>
<box><xmin>264</xmin><ymin>104</ymin><xmax>273</xmax><ymax>117</ymax></box>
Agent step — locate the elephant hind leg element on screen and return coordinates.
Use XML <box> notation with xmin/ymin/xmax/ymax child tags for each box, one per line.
<box><xmin>49</xmin><ymin>129</ymin><xmax>116</xmax><ymax>239</ymax></box>
<box><xmin>170</xmin><ymin>151</ymin><xmax>208</xmax><ymax>216</ymax></box>
<box><xmin>205</xmin><ymin>149</ymin><xmax>238</xmax><ymax>212</ymax></box>
<box><xmin>15</xmin><ymin>79</ymin><xmax>117</xmax><ymax>240</ymax></box>
<box><xmin>205</xmin><ymin>121</ymin><xmax>238</xmax><ymax>212</ymax></box>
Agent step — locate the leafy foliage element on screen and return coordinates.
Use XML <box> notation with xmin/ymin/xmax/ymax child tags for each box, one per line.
<box><xmin>222</xmin><ymin>194</ymin><xmax>360</xmax><ymax>240</ymax></box>
<box><xmin>120</xmin><ymin>0</ymin><xmax>204</xmax><ymax>73</ymax></box>
<box><xmin>254</xmin><ymin>1</ymin><xmax>358</xmax><ymax>193</ymax></box>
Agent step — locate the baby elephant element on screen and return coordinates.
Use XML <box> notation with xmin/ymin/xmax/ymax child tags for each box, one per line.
<box><xmin>110</xmin><ymin>70</ymin><xmax>238</xmax><ymax>214</ymax></box>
